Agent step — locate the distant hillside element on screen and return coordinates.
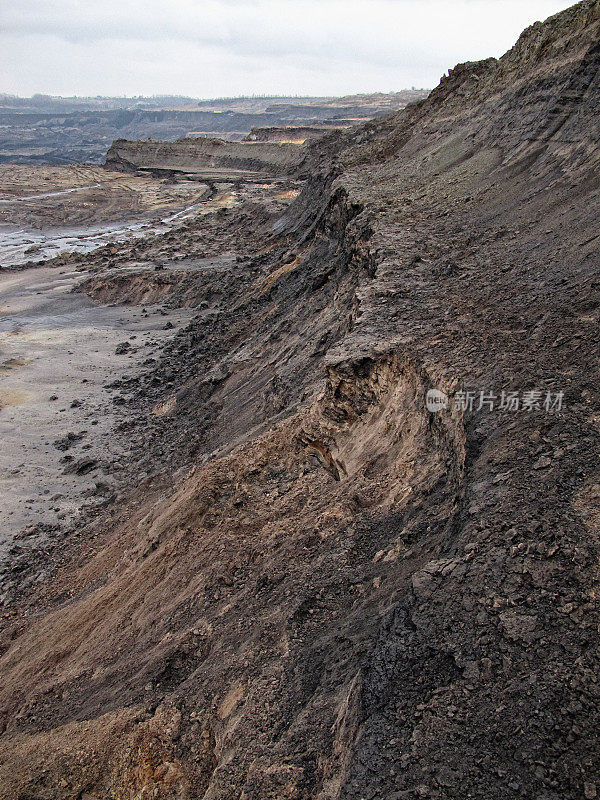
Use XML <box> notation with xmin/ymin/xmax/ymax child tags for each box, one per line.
<box><xmin>0</xmin><ymin>94</ymin><xmax>203</xmax><ymax>113</ymax></box>
<box><xmin>0</xmin><ymin>91</ymin><xmax>430</xmax><ymax>165</ymax></box>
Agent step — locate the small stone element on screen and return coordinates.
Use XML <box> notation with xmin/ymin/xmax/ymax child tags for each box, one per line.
<box><xmin>584</xmin><ymin>782</ymin><xmax>597</xmax><ymax>799</ymax></box>
<box><xmin>63</xmin><ymin>458</ymin><xmax>98</xmax><ymax>476</ymax></box>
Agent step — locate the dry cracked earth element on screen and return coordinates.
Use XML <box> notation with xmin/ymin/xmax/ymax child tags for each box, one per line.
<box><xmin>0</xmin><ymin>2</ymin><xmax>600</xmax><ymax>799</ymax></box>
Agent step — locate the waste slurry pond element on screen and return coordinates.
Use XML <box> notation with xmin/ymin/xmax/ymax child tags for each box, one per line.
<box><xmin>0</xmin><ymin>219</ymin><xmax>155</xmax><ymax>267</ymax></box>
<box><xmin>0</xmin><ymin>263</ymin><xmax>194</xmax><ymax>563</ymax></box>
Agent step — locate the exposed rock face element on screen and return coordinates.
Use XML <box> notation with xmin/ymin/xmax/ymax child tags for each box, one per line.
<box><xmin>105</xmin><ymin>137</ymin><xmax>307</xmax><ymax>179</ymax></box>
<box><xmin>245</xmin><ymin>126</ymin><xmax>337</xmax><ymax>143</ymax></box>
<box><xmin>1</xmin><ymin>2</ymin><xmax>600</xmax><ymax>799</ymax></box>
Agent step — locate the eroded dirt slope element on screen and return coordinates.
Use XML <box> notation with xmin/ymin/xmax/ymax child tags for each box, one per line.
<box><xmin>105</xmin><ymin>138</ymin><xmax>307</xmax><ymax>180</ymax></box>
<box><xmin>0</xmin><ymin>2</ymin><xmax>599</xmax><ymax>799</ymax></box>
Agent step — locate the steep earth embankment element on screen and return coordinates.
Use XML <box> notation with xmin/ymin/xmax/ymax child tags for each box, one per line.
<box><xmin>105</xmin><ymin>137</ymin><xmax>307</xmax><ymax>180</ymax></box>
<box><xmin>0</xmin><ymin>2</ymin><xmax>599</xmax><ymax>799</ymax></box>
<box><xmin>244</xmin><ymin>126</ymin><xmax>336</xmax><ymax>143</ymax></box>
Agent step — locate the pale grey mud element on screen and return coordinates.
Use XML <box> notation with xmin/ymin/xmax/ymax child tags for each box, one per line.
<box><xmin>0</xmin><ymin>263</ymin><xmax>194</xmax><ymax>563</ymax></box>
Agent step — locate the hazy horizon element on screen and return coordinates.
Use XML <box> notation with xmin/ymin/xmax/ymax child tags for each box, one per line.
<box><xmin>1</xmin><ymin>0</ymin><xmax>575</xmax><ymax>98</ymax></box>
<box><xmin>0</xmin><ymin>91</ymin><xmax>429</xmax><ymax>101</ymax></box>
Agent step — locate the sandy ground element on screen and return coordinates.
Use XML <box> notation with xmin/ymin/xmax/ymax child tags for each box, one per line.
<box><xmin>0</xmin><ymin>169</ymin><xmax>300</xmax><ymax>604</ymax></box>
<box><xmin>0</xmin><ymin>263</ymin><xmax>193</xmax><ymax>562</ymax></box>
<box><xmin>0</xmin><ymin>165</ymin><xmax>300</xmax><ymax>566</ymax></box>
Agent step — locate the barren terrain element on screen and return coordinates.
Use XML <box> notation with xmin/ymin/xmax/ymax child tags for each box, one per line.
<box><xmin>0</xmin><ymin>164</ymin><xmax>298</xmax><ymax>267</ymax></box>
<box><xmin>0</xmin><ymin>3</ymin><xmax>599</xmax><ymax>800</ymax></box>
<box><xmin>0</xmin><ymin>92</ymin><xmax>430</xmax><ymax>165</ymax></box>
<box><xmin>0</xmin><ymin>262</ymin><xmax>195</xmax><ymax>549</ymax></box>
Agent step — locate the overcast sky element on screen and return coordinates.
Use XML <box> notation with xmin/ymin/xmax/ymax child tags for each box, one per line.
<box><xmin>1</xmin><ymin>0</ymin><xmax>574</xmax><ymax>98</ymax></box>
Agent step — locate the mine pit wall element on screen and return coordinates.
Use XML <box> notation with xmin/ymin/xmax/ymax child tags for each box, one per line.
<box><xmin>244</xmin><ymin>125</ymin><xmax>337</xmax><ymax>143</ymax></box>
<box><xmin>3</xmin><ymin>4</ymin><xmax>600</xmax><ymax>798</ymax></box>
<box><xmin>105</xmin><ymin>136</ymin><xmax>307</xmax><ymax>177</ymax></box>
<box><xmin>0</xmin><ymin>353</ymin><xmax>470</xmax><ymax>799</ymax></box>
<box><xmin>180</xmin><ymin>174</ymin><xmax>377</xmax><ymax>458</ymax></box>
<box><xmin>205</xmin><ymin>179</ymin><xmax>378</xmax><ymax>459</ymax></box>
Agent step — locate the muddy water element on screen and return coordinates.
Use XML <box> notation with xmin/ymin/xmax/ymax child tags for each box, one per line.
<box><xmin>0</xmin><ymin>219</ymin><xmax>152</xmax><ymax>267</ymax></box>
<box><xmin>0</xmin><ymin>195</ymin><xmax>216</xmax><ymax>268</ymax></box>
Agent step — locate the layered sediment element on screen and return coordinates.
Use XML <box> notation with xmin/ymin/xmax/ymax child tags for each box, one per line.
<box><xmin>0</xmin><ymin>2</ymin><xmax>599</xmax><ymax>799</ymax></box>
<box><xmin>105</xmin><ymin>137</ymin><xmax>307</xmax><ymax>181</ymax></box>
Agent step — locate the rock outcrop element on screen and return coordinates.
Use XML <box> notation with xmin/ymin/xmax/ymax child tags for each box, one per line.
<box><xmin>105</xmin><ymin>137</ymin><xmax>307</xmax><ymax>180</ymax></box>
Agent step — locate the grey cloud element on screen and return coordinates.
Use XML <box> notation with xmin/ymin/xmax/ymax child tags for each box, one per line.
<box><xmin>0</xmin><ymin>0</ymin><xmax>573</xmax><ymax>97</ymax></box>
<box><xmin>0</xmin><ymin>1</ymin><xmax>454</xmax><ymax>68</ymax></box>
